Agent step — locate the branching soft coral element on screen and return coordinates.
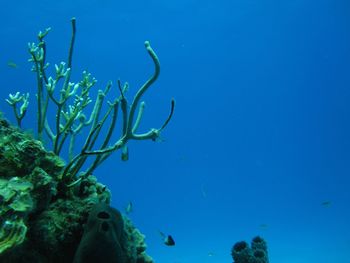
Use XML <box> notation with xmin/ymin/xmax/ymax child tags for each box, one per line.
<box><xmin>6</xmin><ymin>18</ymin><xmax>175</xmax><ymax>185</ymax></box>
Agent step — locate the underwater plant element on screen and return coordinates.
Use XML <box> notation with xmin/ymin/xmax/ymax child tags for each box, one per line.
<box><xmin>0</xmin><ymin>18</ymin><xmax>173</xmax><ymax>262</ymax></box>
<box><xmin>6</xmin><ymin>17</ymin><xmax>175</xmax><ymax>185</ymax></box>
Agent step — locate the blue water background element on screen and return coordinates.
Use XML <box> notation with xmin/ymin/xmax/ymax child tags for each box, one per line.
<box><xmin>1</xmin><ymin>1</ymin><xmax>350</xmax><ymax>262</ymax></box>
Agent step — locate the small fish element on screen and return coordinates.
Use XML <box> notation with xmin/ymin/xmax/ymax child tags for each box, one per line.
<box><xmin>177</xmin><ymin>155</ymin><xmax>188</xmax><ymax>163</ymax></box>
<box><xmin>7</xmin><ymin>61</ymin><xmax>18</xmax><ymax>68</ymax></box>
<box><xmin>321</xmin><ymin>201</ymin><xmax>331</xmax><ymax>207</ymax></box>
<box><xmin>200</xmin><ymin>183</ymin><xmax>207</xmax><ymax>198</ymax></box>
<box><xmin>259</xmin><ymin>224</ymin><xmax>268</xmax><ymax>229</ymax></box>
<box><xmin>125</xmin><ymin>201</ymin><xmax>133</xmax><ymax>214</ymax></box>
<box><xmin>159</xmin><ymin>231</ymin><xmax>175</xmax><ymax>246</ymax></box>
<box><xmin>208</xmin><ymin>252</ymin><xmax>215</xmax><ymax>257</ymax></box>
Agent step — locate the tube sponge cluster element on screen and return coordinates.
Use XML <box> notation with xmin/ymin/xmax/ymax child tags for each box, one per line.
<box><xmin>231</xmin><ymin>236</ymin><xmax>269</xmax><ymax>263</ymax></box>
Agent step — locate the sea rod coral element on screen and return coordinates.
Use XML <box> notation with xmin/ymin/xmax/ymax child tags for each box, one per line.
<box><xmin>1</xmin><ymin>18</ymin><xmax>174</xmax><ymax>262</ymax></box>
<box><xmin>6</xmin><ymin>17</ymin><xmax>174</xmax><ymax>185</ymax></box>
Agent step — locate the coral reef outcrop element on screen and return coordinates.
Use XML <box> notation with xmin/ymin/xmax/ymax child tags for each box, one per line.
<box><xmin>0</xmin><ymin>116</ymin><xmax>153</xmax><ymax>263</ymax></box>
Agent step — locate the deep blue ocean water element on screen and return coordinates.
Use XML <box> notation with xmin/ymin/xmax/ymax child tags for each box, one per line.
<box><xmin>1</xmin><ymin>0</ymin><xmax>350</xmax><ymax>262</ymax></box>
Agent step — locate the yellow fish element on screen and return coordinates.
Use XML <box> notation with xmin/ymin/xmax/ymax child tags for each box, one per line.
<box><xmin>7</xmin><ymin>61</ymin><xmax>18</xmax><ymax>68</ymax></box>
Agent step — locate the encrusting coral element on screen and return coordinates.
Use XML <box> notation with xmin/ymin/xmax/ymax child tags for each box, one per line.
<box><xmin>0</xmin><ymin>17</ymin><xmax>173</xmax><ymax>263</ymax></box>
